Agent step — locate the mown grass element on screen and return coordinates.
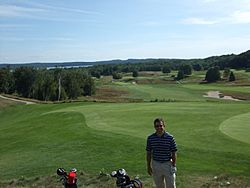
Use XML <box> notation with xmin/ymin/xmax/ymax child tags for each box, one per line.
<box><xmin>91</xmin><ymin>70</ymin><xmax>250</xmax><ymax>102</ymax></box>
<box><xmin>0</xmin><ymin>100</ymin><xmax>250</xmax><ymax>187</ymax></box>
<box><xmin>220</xmin><ymin>112</ymin><xmax>250</xmax><ymax>144</ymax></box>
<box><xmin>0</xmin><ymin>70</ymin><xmax>250</xmax><ymax>187</ymax></box>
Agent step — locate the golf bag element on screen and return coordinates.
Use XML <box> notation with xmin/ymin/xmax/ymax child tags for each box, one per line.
<box><xmin>57</xmin><ymin>168</ymin><xmax>77</xmax><ymax>188</ymax></box>
<box><xmin>111</xmin><ymin>168</ymin><xmax>143</xmax><ymax>188</ymax></box>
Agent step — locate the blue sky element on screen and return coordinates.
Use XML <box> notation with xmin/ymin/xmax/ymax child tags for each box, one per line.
<box><xmin>1</xmin><ymin>0</ymin><xmax>250</xmax><ymax>63</ymax></box>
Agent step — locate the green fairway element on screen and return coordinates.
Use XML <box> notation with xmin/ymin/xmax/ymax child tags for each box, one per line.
<box><xmin>182</xmin><ymin>83</ymin><xmax>250</xmax><ymax>94</ymax></box>
<box><xmin>103</xmin><ymin>74</ymin><xmax>250</xmax><ymax>102</ymax></box>
<box><xmin>111</xmin><ymin>82</ymin><xmax>206</xmax><ymax>102</ymax></box>
<box><xmin>1</xmin><ymin>101</ymin><xmax>250</xmax><ymax>184</ymax></box>
<box><xmin>220</xmin><ymin>112</ymin><xmax>250</xmax><ymax>144</ymax></box>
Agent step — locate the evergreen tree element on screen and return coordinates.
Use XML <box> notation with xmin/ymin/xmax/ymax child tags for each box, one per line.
<box><xmin>82</xmin><ymin>77</ymin><xmax>95</xmax><ymax>96</ymax></box>
<box><xmin>179</xmin><ymin>64</ymin><xmax>192</xmax><ymax>75</ymax></box>
<box><xmin>91</xmin><ymin>70</ymin><xmax>101</xmax><ymax>78</ymax></box>
<box><xmin>176</xmin><ymin>70</ymin><xmax>184</xmax><ymax>80</ymax></box>
<box><xmin>229</xmin><ymin>71</ymin><xmax>236</xmax><ymax>82</ymax></box>
<box><xmin>205</xmin><ymin>66</ymin><xmax>221</xmax><ymax>83</ymax></box>
<box><xmin>0</xmin><ymin>68</ymin><xmax>14</xmax><ymax>94</ymax></box>
<box><xmin>162</xmin><ymin>65</ymin><xmax>171</xmax><ymax>73</ymax></box>
<box><xmin>132</xmin><ymin>70</ymin><xmax>138</xmax><ymax>77</ymax></box>
<box><xmin>223</xmin><ymin>68</ymin><xmax>231</xmax><ymax>79</ymax></box>
<box><xmin>13</xmin><ymin>67</ymin><xmax>37</xmax><ymax>97</ymax></box>
<box><xmin>193</xmin><ymin>64</ymin><xmax>203</xmax><ymax>71</ymax></box>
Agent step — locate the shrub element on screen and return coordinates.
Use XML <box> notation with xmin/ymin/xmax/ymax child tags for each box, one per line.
<box><xmin>112</xmin><ymin>72</ymin><xmax>122</xmax><ymax>79</ymax></box>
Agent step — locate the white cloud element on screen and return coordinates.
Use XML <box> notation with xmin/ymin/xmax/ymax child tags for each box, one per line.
<box><xmin>140</xmin><ymin>21</ymin><xmax>167</xmax><ymax>27</ymax></box>
<box><xmin>0</xmin><ymin>1</ymin><xmax>102</xmax><ymax>18</ymax></box>
<box><xmin>23</xmin><ymin>1</ymin><xmax>103</xmax><ymax>15</ymax></box>
<box><xmin>182</xmin><ymin>18</ymin><xmax>219</xmax><ymax>25</ymax></box>
<box><xmin>230</xmin><ymin>11</ymin><xmax>250</xmax><ymax>24</ymax></box>
<box><xmin>182</xmin><ymin>0</ymin><xmax>250</xmax><ymax>25</ymax></box>
<box><xmin>0</xmin><ymin>2</ymin><xmax>102</xmax><ymax>23</ymax></box>
<box><xmin>0</xmin><ymin>24</ymin><xmax>30</xmax><ymax>28</ymax></box>
<box><xmin>0</xmin><ymin>5</ymin><xmax>45</xmax><ymax>17</ymax></box>
<box><xmin>0</xmin><ymin>37</ymin><xmax>73</xmax><ymax>42</ymax></box>
<box><xmin>183</xmin><ymin>10</ymin><xmax>250</xmax><ymax>25</ymax></box>
<box><xmin>203</xmin><ymin>0</ymin><xmax>218</xmax><ymax>3</ymax></box>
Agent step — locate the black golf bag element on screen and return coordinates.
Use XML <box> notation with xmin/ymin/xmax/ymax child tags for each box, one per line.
<box><xmin>111</xmin><ymin>168</ymin><xmax>143</xmax><ymax>188</ymax></box>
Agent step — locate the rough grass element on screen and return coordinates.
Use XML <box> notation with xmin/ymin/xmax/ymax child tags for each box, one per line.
<box><xmin>0</xmin><ymin>173</ymin><xmax>249</xmax><ymax>188</ymax></box>
<box><xmin>0</xmin><ymin>96</ymin><xmax>20</xmax><ymax>108</ymax></box>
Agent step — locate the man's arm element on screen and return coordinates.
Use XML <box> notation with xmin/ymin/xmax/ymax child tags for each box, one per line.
<box><xmin>171</xmin><ymin>151</ymin><xmax>177</xmax><ymax>166</ymax></box>
<box><xmin>146</xmin><ymin>151</ymin><xmax>152</xmax><ymax>175</ymax></box>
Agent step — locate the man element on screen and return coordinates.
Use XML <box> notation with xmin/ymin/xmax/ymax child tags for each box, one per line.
<box><xmin>146</xmin><ymin>118</ymin><xmax>177</xmax><ymax>188</ymax></box>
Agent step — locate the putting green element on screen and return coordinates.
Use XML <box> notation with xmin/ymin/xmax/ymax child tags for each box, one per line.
<box><xmin>219</xmin><ymin>112</ymin><xmax>250</xmax><ymax>144</ymax></box>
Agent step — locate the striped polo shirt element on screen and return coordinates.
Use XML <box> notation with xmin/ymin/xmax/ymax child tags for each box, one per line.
<box><xmin>146</xmin><ymin>131</ymin><xmax>177</xmax><ymax>162</ymax></box>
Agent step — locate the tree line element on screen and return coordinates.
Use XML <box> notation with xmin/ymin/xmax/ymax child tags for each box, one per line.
<box><xmin>1</xmin><ymin>49</ymin><xmax>249</xmax><ymax>70</ymax></box>
<box><xmin>0</xmin><ymin>62</ymin><xmax>238</xmax><ymax>102</ymax></box>
<box><xmin>85</xmin><ymin>49</ymin><xmax>250</xmax><ymax>80</ymax></box>
<box><xmin>0</xmin><ymin>67</ymin><xmax>95</xmax><ymax>101</ymax></box>
<box><xmin>1</xmin><ymin>49</ymin><xmax>248</xmax><ymax>101</ymax></box>
<box><xmin>87</xmin><ymin>61</ymin><xmax>237</xmax><ymax>83</ymax></box>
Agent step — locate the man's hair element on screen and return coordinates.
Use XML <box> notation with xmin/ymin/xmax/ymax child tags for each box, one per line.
<box><xmin>154</xmin><ymin>118</ymin><xmax>165</xmax><ymax>125</ymax></box>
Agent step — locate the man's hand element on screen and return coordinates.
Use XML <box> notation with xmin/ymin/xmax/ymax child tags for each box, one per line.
<box><xmin>171</xmin><ymin>166</ymin><xmax>177</xmax><ymax>174</ymax></box>
<box><xmin>171</xmin><ymin>161</ymin><xmax>176</xmax><ymax>167</ymax></box>
<box><xmin>146</xmin><ymin>151</ymin><xmax>153</xmax><ymax>176</ymax></box>
<box><xmin>171</xmin><ymin>152</ymin><xmax>177</xmax><ymax>167</ymax></box>
<box><xmin>147</xmin><ymin>166</ymin><xmax>153</xmax><ymax>176</ymax></box>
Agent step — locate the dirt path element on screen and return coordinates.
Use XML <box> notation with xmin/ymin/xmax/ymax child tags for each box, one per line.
<box><xmin>0</xmin><ymin>95</ymin><xmax>35</xmax><ymax>104</ymax></box>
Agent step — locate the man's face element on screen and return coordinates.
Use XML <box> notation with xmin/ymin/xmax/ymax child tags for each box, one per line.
<box><xmin>154</xmin><ymin>121</ymin><xmax>165</xmax><ymax>134</ymax></box>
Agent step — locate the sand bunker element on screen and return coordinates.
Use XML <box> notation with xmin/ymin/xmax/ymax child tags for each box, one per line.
<box><xmin>203</xmin><ymin>91</ymin><xmax>241</xmax><ymax>101</ymax></box>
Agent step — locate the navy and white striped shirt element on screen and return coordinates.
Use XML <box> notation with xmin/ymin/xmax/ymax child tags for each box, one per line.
<box><xmin>146</xmin><ymin>131</ymin><xmax>177</xmax><ymax>162</ymax></box>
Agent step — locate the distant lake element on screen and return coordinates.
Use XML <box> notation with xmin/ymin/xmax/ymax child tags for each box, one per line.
<box><xmin>46</xmin><ymin>64</ymin><xmax>93</xmax><ymax>69</ymax></box>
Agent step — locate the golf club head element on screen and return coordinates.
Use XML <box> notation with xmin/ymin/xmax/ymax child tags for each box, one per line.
<box><xmin>111</xmin><ymin>170</ymin><xmax>117</xmax><ymax>177</ymax></box>
<box><xmin>117</xmin><ymin>168</ymin><xmax>126</xmax><ymax>177</ymax></box>
<box><xmin>57</xmin><ymin>168</ymin><xmax>66</xmax><ymax>176</ymax></box>
<box><xmin>70</xmin><ymin>168</ymin><xmax>77</xmax><ymax>173</ymax></box>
